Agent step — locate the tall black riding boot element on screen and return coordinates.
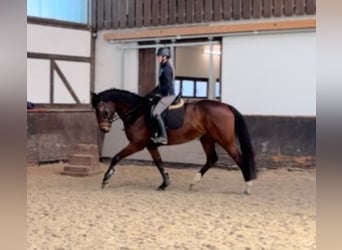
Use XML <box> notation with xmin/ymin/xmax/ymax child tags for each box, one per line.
<box><xmin>152</xmin><ymin>114</ymin><xmax>168</xmax><ymax>144</ymax></box>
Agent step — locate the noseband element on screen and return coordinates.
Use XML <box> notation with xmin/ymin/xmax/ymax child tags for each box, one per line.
<box><xmin>97</xmin><ymin>101</ymin><xmax>119</xmax><ymax>124</ymax></box>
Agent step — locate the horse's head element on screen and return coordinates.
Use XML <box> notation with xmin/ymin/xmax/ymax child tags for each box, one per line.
<box><xmin>91</xmin><ymin>92</ymin><xmax>116</xmax><ymax>133</ymax></box>
<box><xmin>91</xmin><ymin>88</ymin><xmax>150</xmax><ymax>132</ymax></box>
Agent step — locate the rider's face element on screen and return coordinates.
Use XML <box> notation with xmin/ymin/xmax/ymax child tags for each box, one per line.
<box><xmin>156</xmin><ymin>55</ymin><xmax>163</xmax><ymax>64</ymax></box>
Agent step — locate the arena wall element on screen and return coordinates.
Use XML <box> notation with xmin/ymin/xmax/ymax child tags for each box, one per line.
<box><xmin>27</xmin><ymin>105</ymin><xmax>100</xmax><ymax>164</ymax></box>
<box><xmin>100</xmin><ymin>115</ymin><xmax>315</xmax><ymax>169</ymax></box>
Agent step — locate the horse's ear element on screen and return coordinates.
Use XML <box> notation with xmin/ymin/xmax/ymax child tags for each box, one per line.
<box><xmin>90</xmin><ymin>92</ymin><xmax>100</xmax><ymax>108</ymax></box>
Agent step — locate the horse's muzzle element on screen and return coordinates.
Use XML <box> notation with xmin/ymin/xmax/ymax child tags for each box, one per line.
<box><xmin>99</xmin><ymin>122</ymin><xmax>111</xmax><ymax>133</ymax></box>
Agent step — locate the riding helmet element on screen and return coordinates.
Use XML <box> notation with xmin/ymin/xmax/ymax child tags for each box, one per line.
<box><xmin>156</xmin><ymin>47</ymin><xmax>171</xmax><ymax>58</ymax></box>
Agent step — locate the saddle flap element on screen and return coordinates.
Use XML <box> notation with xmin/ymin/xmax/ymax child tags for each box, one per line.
<box><xmin>165</xmin><ymin>99</ymin><xmax>185</xmax><ymax>129</ymax></box>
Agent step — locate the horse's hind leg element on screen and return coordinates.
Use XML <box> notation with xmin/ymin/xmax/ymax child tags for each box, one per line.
<box><xmin>147</xmin><ymin>146</ymin><xmax>170</xmax><ymax>191</ymax></box>
<box><xmin>189</xmin><ymin>135</ymin><xmax>218</xmax><ymax>190</ymax></box>
<box><xmin>222</xmin><ymin>144</ymin><xmax>253</xmax><ymax>194</ymax></box>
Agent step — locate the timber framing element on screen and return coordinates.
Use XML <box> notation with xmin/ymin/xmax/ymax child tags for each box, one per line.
<box><xmin>27</xmin><ymin>52</ymin><xmax>91</xmax><ymax>63</ymax></box>
<box><xmin>27</xmin><ymin>52</ymin><xmax>89</xmax><ymax>104</ymax></box>
<box><xmin>104</xmin><ymin>19</ymin><xmax>316</xmax><ymax>41</ymax></box>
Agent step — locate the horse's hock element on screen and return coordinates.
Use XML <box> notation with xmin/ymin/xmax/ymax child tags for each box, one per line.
<box><xmin>61</xmin><ymin>144</ymin><xmax>102</xmax><ymax>177</ymax></box>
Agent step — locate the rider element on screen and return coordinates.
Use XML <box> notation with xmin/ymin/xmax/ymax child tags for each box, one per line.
<box><xmin>149</xmin><ymin>47</ymin><xmax>176</xmax><ymax>144</ymax></box>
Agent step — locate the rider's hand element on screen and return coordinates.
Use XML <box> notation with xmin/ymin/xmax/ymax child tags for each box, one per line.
<box><xmin>146</xmin><ymin>93</ymin><xmax>161</xmax><ymax>100</ymax></box>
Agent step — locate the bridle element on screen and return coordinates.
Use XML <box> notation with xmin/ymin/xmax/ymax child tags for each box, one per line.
<box><xmin>97</xmin><ymin>101</ymin><xmax>118</xmax><ymax>124</ymax></box>
<box><xmin>96</xmin><ymin>100</ymin><xmax>148</xmax><ymax>125</ymax></box>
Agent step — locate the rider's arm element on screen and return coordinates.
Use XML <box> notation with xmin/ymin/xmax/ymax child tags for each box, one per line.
<box><xmin>159</xmin><ymin>66</ymin><xmax>173</xmax><ymax>96</ymax></box>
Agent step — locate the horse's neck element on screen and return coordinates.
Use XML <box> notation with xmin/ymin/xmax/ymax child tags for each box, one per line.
<box><xmin>105</xmin><ymin>91</ymin><xmax>147</xmax><ymax>120</ymax></box>
<box><xmin>115</xmin><ymin>102</ymin><xmax>132</xmax><ymax>116</ymax></box>
<box><xmin>117</xmin><ymin>100</ymin><xmax>148</xmax><ymax>124</ymax></box>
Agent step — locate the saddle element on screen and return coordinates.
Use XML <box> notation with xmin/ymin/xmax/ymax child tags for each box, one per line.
<box><xmin>149</xmin><ymin>94</ymin><xmax>185</xmax><ymax>130</ymax></box>
<box><xmin>163</xmin><ymin>98</ymin><xmax>185</xmax><ymax>129</ymax></box>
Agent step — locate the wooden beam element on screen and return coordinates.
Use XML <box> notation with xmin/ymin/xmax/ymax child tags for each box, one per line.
<box><xmin>27</xmin><ymin>16</ymin><xmax>89</xmax><ymax>30</ymax></box>
<box><xmin>27</xmin><ymin>52</ymin><xmax>91</xmax><ymax>63</ymax></box>
<box><xmin>53</xmin><ymin>61</ymin><xmax>81</xmax><ymax>104</ymax></box>
<box><xmin>50</xmin><ymin>60</ymin><xmax>54</xmax><ymax>104</ymax></box>
<box><xmin>103</xmin><ymin>19</ymin><xmax>316</xmax><ymax>41</ymax></box>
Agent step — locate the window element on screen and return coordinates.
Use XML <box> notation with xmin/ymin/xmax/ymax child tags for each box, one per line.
<box><xmin>182</xmin><ymin>80</ymin><xmax>195</xmax><ymax>97</ymax></box>
<box><xmin>215</xmin><ymin>80</ymin><xmax>221</xmax><ymax>98</ymax></box>
<box><xmin>27</xmin><ymin>0</ymin><xmax>88</xmax><ymax>24</ymax></box>
<box><xmin>174</xmin><ymin>79</ymin><xmax>181</xmax><ymax>95</ymax></box>
<box><xmin>196</xmin><ymin>81</ymin><xmax>207</xmax><ymax>97</ymax></box>
<box><xmin>175</xmin><ymin>77</ymin><xmax>220</xmax><ymax>98</ymax></box>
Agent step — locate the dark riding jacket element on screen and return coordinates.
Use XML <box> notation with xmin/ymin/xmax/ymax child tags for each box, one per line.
<box><xmin>152</xmin><ymin>61</ymin><xmax>175</xmax><ymax>97</ymax></box>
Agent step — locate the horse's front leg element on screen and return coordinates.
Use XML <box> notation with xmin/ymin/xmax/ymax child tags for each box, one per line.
<box><xmin>147</xmin><ymin>146</ymin><xmax>170</xmax><ymax>191</ymax></box>
<box><xmin>102</xmin><ymin>143</ymin><xmax>144</xmax><ymax>189</ymax></box>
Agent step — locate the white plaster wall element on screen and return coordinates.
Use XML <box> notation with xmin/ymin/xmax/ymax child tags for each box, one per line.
<box><xmin>27</xmin><ymin>59</ymin><xmax>50</xmax><ymax>103</ymax></box>
<box><xmin>123</xmin><ymin>48</ymin><xmax>139</xmax><ymax>93</ymax></box>
<box><xmin>53</xmin><ymin>61</ymin><xmax>90</xmax><ymax>103</ymax></box>
<box><xmin>221</xmin><ymin>31</ymin><xmax>316</xmax><ymax>116</ymax></box>
<box><xmin>95</xmin><ymin>30</ymin><xmax>138</xmax><ymax>93</ymax></box>
<box><xmin>94</xmin><ymin>34</ymin><xmax>122</xmax><ymax>92</ymax></box>
<box><xmin>27</xmin><ymin>24</ymin><xmax>91</xmax><ymax>103</ymax></box>
<box><xmin>27</xmin><ymin>24</ymin><xmax>90</xmax><ymax>56</ymax></box>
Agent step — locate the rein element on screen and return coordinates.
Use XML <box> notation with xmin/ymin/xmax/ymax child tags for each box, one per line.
<box><xmin>114</xmin><ymin>103</ymin><xmax>145</xmax><ymax>123</ymax></box>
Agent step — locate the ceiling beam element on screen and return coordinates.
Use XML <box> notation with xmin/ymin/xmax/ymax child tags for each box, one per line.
<box><xmin>103</xmin><ymin>19</ymin><xmax>316</xmax><ymax>41</ymax></box>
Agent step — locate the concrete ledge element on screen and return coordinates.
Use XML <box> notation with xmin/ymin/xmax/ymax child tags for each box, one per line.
<box><xmin>27</xmin><ymin>108</ymin><xmax>103</xmax><ymax>164</ymax></box>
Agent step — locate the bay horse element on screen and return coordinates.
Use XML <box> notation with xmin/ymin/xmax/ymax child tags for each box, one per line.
<box><xmin>91</xmin><ymin>88</ymin><xmax>257</xmax><ymax>194</ymax></box>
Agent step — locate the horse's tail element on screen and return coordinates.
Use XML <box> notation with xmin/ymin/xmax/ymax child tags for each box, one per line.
<box><xmin>228</xmin><ymin>105</ymin><xmax>257</xmax><ymax>181</ymax></box>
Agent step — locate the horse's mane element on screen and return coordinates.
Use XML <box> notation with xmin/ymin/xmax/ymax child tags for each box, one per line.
<box><xmin>97</xmin><ymin>88</ymin><xmax>145</xmax><ymax>106</ymax></box>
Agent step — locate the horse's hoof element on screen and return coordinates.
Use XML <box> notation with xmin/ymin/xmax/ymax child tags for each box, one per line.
<box><xmin>101</xmin><ymin>181</ymin><xmax>109</xmax><ymax>189</ymax></box>
<box><xmin>157</xmin><ymin>185</ymin><xmax>166</xmax><ymax>191</ymax></box>
<box><xmin>244</xmin><ymin>189</ymin><xmax>251</xmax><ymax>195</ymax></box>
<box><xmin>190</xmin><ymin>173</ymin><xmax>201</xmax><ymax>191</ymax></box>
<box><xmin>244</xmin><ymin>181</ymin><xmax>253</xmax><ymax>195</ymax></box>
